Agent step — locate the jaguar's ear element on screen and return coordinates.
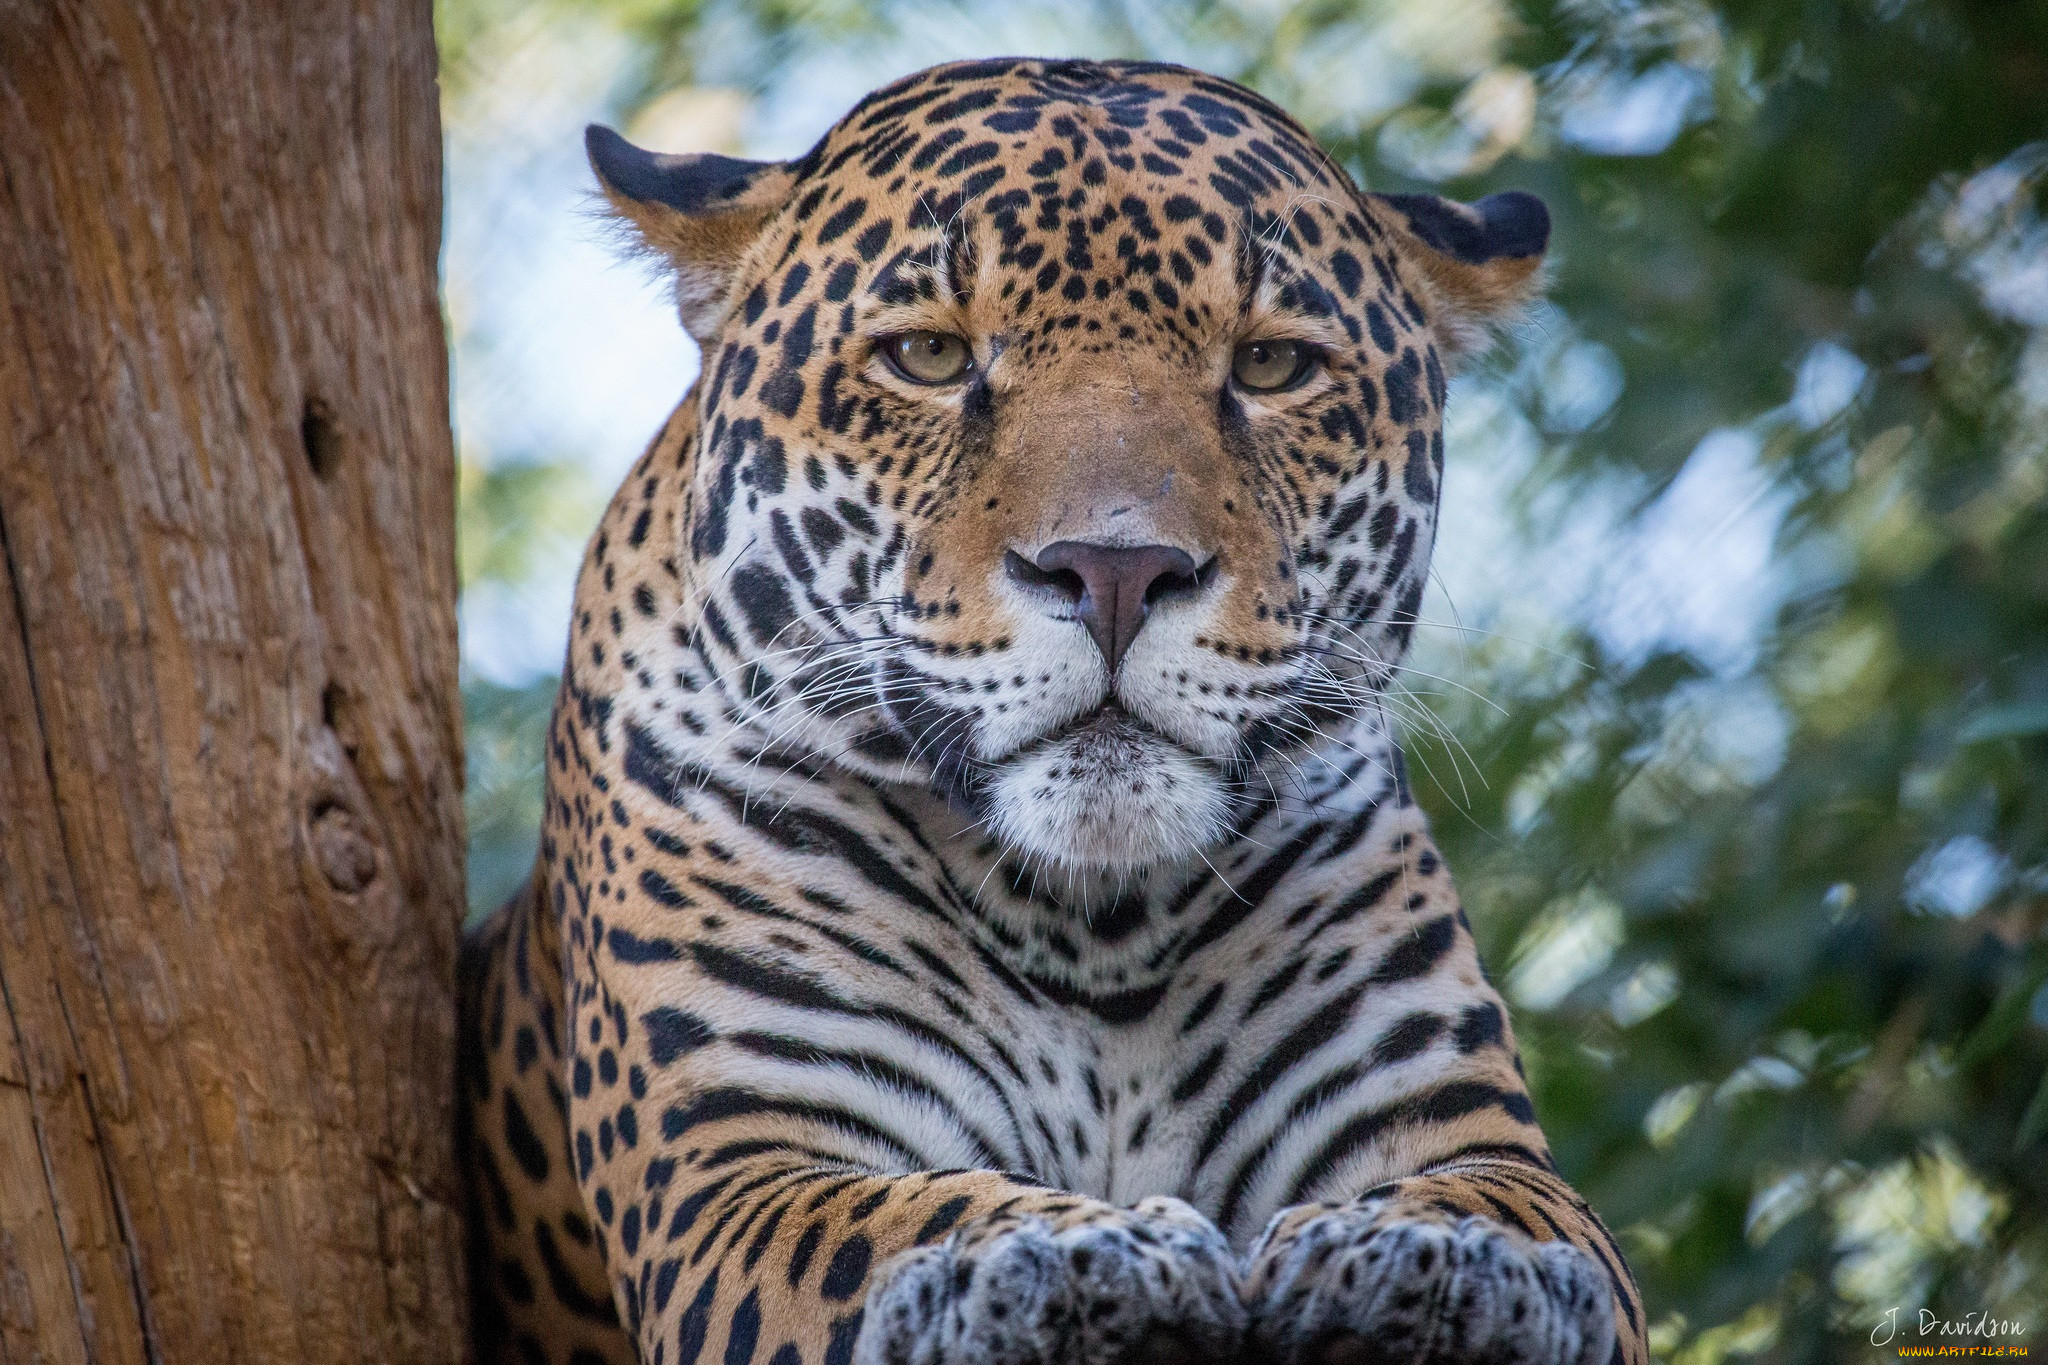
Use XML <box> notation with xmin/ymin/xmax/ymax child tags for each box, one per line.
<box><xmin>586</xmin><ymin>124</ymin><xmax>797</xmax><ymax>342</ymax></box>
<box><xmin>1367</xmin><ymin>190</ymin><xmax>1550</xmax><ymax>359</ymax></box>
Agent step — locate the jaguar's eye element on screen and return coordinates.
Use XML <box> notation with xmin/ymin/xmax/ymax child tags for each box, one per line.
<box><xmin>1232</xmin><ymin>338</ymin><xmax>1315</xmax><ymax>392</ymax></box>
<box><xmin>882</xmin><ymin>331</ymin><xmax>973</xmax><ymax>385</ymax></box>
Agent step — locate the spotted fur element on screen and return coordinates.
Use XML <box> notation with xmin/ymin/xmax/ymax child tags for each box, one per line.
<box><xmin>460</xmin><ymin>57</ymin><xmax>1646</xmax><ymax>1365</ymax></box>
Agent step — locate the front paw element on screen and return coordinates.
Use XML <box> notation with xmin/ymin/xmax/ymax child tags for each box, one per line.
<box><xmin>854</xmin><ymin>1196</ymin><xmax>1246</xmax><ymax>1365</ymax></box>
<box><xmin>1245</xmin><ymin>1204</ymin><xmax>1615</xmax><ymax>1365</ymax></box>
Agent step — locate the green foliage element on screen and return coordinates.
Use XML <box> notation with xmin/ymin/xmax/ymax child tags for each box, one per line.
<box><xmin>463</xmin><ymin>674</ymin><xmax>559</xmax><ymax>913</ymax></box>
<box><xmin>459</xmin><ymin>457</ymin><xmax>606</xmax><ymax>589</ymax></box>
<box><xmin>442</xmin><ymin>0</ymin><xmax>2048</xmax><ymax>1355</ymax></box>
<box><xmin>1382</xmin><ymin>5</ymin><xmax>2048</xmax><ymax>1354</ymax></box>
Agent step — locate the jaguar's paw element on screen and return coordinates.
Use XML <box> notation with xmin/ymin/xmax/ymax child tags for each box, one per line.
<box><xmin>1245</xmin><ymin>1204</ymin><xmax>1615</xmax><ymax>1365</ymax></box>
<box><xmin>854</xmin><ymin>1195</ymin><xmax>1245</xmax><ymax>1365</ymax></box>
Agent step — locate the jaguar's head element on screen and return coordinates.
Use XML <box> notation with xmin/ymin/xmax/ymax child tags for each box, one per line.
<box><xmin>593</xmin><ymin>58</ymin><xmax>1546</xmax><ymax>875</ymax></box>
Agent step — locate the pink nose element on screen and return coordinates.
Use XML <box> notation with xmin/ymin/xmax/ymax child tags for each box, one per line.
<box><xmin>1008</xmin><ymin>541</ymin><xmax>1205</xmax><ymax>673</ymax></box>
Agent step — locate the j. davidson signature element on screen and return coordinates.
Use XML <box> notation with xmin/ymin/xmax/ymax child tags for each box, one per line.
<box><xmin>1874</xmin><ymin>1306</ymin><xmax>2030</xmax><ymax>1347</ymax></box>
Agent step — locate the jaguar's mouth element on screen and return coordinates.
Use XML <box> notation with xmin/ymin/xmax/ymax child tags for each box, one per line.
<box><xmin>1048</xmin><ymin>698</ymin><xmax>1157</xmax><ymax>743</ymax></box>
<box><xmin>974</xmin><ymin>696</ymin><xmax>1175</xmax><ymax>770</ymax></box>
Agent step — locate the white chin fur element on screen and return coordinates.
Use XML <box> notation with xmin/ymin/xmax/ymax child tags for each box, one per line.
<box><xmin>985</xmin><ymin>719</ymin><xmax>1231</xmax><ymax>872</ymax></box>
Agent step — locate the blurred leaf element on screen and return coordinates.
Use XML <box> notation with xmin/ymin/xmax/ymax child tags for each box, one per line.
<box><xmin>1959</xmin><ymin>702</ymin><xmax>2048</xmax><ymax>744</ymax></box>
<box><xmin>2019</xmin><ymin>1070</ymin><xmax>2048</xmax><ymax>1151</ymax></box>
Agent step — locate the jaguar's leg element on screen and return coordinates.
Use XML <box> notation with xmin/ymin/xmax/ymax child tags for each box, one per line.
<box><xmin>598</xmin><ymin>1153</ymin><xmax>1245</xmax><ymax>1365</ymax></box>
<box><xmin>459</xmin><ymin>878</ymin><xmax>639</xmax><ymax>1365</ymax></box>
<box><xmin>1243</xmin><ymin>1158</ymin><xmax>1645</xmax><ymax>1365</ymax></box>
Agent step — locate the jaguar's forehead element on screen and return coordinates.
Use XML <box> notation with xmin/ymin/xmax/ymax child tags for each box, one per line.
<box><xmin>593</xmin><ymin>55</ymin><xmax>1545</xmax><ymax>357</ymax></box>
<box><xmin>781</xmin><ymin>58</ymin><xmax>1361</xmax><ymax>262</ymax></box>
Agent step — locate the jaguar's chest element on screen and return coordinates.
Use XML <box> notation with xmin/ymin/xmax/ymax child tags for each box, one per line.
<box><xmin>978</xmin><ymin>998</ymin><xmax>1252</xmax><ymax>1210</ymax></box>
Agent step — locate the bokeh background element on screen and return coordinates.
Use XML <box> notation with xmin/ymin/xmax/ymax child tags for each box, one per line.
<box><xmin>434</xmin><ymin>1</ymin><xmax>2048</xmax><ymax>1357</ymax></box>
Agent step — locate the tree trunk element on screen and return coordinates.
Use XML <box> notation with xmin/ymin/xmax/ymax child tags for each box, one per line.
<box><xmin>0</xmin><ymin>3</ymin><xmax>469</xmax><ymax>1362</ymax></box>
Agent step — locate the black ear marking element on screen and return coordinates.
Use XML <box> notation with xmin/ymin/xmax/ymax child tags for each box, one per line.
<box><xmin>585</xmin><ymin>125</ymin><xmax>777</xmax><ymax>215</ymax></box>
<box><xmin>1369</xmin><ymin>189</ymin><xmax>1550</xmax><ymax>355</ymax></box>
<box><xmin>1375</xmin><ymin>190</ymin><xmax>1550</xmax><ymax>265</ymax></box>
<box><xmin>583</xmin><ymin>125</ymin><xmax>796</xmax><ymax>342</ymax></box>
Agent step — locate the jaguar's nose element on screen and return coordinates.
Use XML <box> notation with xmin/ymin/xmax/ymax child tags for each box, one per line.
<box><xmin>1006</xmin><ymin>540</ymin><xmax>1209</xmax><ymax>674</ymax></box>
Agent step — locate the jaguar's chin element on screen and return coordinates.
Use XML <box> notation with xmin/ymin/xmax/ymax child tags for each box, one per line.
<box><xmin>984</xmin><ymin>705</ymin><xmax>1233</xmax><ymax>873</ymax></box>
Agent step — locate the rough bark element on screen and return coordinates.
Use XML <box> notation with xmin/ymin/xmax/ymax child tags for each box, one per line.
<box><xmin>0</xmin><ymin>2</ymin><xmax>469</xmax><ymax>1362</ymax></box>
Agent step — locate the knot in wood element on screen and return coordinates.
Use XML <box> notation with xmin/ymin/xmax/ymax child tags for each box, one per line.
<box><xmin>309</xmin><ymin>802</ymin><xmax>378</xmax><ymax>893</ymax></box>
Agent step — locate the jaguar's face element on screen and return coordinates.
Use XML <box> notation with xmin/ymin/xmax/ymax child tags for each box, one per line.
<box><xmin>593</xmin><ymin>58</ymin><xmax>1547</xmax><ymax>874</ymax></box>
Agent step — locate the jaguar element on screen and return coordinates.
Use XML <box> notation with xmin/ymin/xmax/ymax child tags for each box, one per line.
<box><xmin>458</xmin><ymin>55</ymin><xmax>1647</xmax><ymax>1365</ymax></box>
